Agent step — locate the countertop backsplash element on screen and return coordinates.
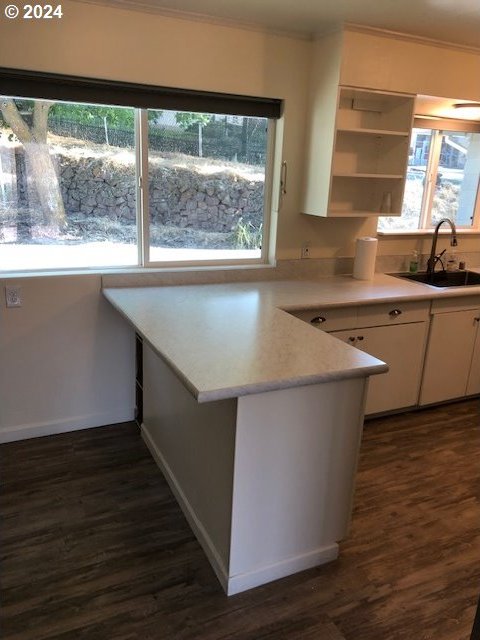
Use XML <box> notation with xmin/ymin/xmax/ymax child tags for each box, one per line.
<box><xmin>102</xmin><ymin>252</ymin><xmax>480</xmax><ymax>289</ymax></box>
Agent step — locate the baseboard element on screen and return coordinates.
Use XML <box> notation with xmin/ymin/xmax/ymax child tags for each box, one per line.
<box><xmin>226</xmin><ymin>543</ymin><xmax>339</xmax><ymax>596</ymax></box>
<box><xmin>0</xmin><ymin>409</ymin><xmax>135</xmax><ymax>443</ymax></box>
<box><xmin>141</xmin><ymin>423</ymin><xmax>229</xmax><ymax>592</ymax></box>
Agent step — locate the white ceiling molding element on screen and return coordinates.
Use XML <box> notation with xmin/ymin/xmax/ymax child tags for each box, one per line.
<box><xmin>68</xmin><ymin>0</ymin><xmax>314</xmax><ymax>40</ymax></box>
<box><xmin>345</xmin><ymin>23</ymin><xmax>480</xmax><ymax>55</ymax></box>
<box><xmin>68</xmin><ymin>0</ymin><xmax>480</xmax><ymax>50</ymax></box>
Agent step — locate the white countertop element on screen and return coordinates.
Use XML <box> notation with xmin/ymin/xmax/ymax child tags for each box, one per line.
<box><xmin>103</xmin><ymin>271</ymin><xmax>480</xmax><ymax>403</ymax></box>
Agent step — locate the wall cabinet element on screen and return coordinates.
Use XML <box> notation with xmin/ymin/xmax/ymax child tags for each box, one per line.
<box><xmin>420</xmin><ymin>300</ymin><xmax>480</xmax><ymax>405</ymax></box>
<box><xmin>302</xmin><ymin>86</ymin><xmax>414</xmax><ymax>218</ymax></box>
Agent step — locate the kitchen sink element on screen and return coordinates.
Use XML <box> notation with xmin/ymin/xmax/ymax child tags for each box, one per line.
<box><xmin>393</xmin><ymin>270</ymin><xmax>480</xmax><ymax>288</ymax></box>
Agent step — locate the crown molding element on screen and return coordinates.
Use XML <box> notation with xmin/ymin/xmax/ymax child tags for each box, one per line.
<box><xmin>64</xmin><ymin>2</ymin><xmax>480</xmax><ymax>52</ymax></box>
<box><xmin>344</xmin><ymin>23</ymin><xmax>480</xmax><ymax>55</ymax></box>
<box><xmin>68</xmin><ymin>0</ymin><xmax>313</xmax><ymax>41</ymax></box>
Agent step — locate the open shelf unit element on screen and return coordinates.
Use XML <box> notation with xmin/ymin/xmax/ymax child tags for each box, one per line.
<box><xmin>302</xmin><ymin>86</ymin><xmax>415</xmax><ymax>217</ymax></box>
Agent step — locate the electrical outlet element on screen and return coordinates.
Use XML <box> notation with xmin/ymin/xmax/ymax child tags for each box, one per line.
<box><xmin>301</xmin><ymin>244</ymin><xmax>310</xmax><ymax>259</ymax></box>
<box><xmin>5</xmin><ymin>285</ymin><xmax>22</xmax><ymax>308</ymax></box>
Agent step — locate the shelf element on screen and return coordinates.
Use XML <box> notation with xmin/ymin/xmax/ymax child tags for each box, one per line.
<box><xmin>336</xmin><ymin>127</ymin><xmax>410</xmax><ymax>137</ymax></box>
<box><xmin>326</xmin><ymin>209</ymin><xmax>402</xmax><ymax>217</ymax></box>
<box><xmin>336</xmin><ymin>88</ymin><xmax>414</xmax><ymax>132</ymax></box>
<box><xmin>332</xmin><ymin>172</ymin><xmax>404</xmax><ymax>179</ymax></box>
<box><xmin>329</xmin><ymin>175</ymin><xmax>405</xmax><ymax>217</ymax></box>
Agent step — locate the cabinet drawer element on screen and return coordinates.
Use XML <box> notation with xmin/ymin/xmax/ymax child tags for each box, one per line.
<box><xmin>356</xmin><ymin>300</ymin><xmax>429</xmax><ymax>327</ymax></box>
<box><xmin>431</xmin><ymin>296</ymin><xmax>480</xmax><ymax>314</ymax></box>
<box><xmin>290</xmin><ymin>306</ymin><xmax>357</xmax><ymax>332</ymax></box>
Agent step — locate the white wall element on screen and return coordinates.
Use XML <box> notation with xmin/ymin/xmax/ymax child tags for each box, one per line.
<box><xmin>0</xmin><ymin>275</ymin><xmax>135</xmax><ymax>441</ymax></box>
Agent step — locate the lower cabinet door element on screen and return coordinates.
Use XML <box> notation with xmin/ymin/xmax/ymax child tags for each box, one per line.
<box><xmin>420</xmin><ymin>310</ymin><xmax>479</xmax><ymax>405</ymax></box>
<box><xmin>331</xmin><ymin>322</ymin><xmax>427</xmax><ymax>415</ymax></box>
<box><xmin>466</xmin><ymin>321</ymin><xmax>480</xmax><ymax>396</ymax></box>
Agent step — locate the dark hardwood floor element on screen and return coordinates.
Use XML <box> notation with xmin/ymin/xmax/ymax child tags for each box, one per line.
<box><xmin>1</xmin><ymin>399</ymin><xmax>479</xmax><ymax>640</ymax></box>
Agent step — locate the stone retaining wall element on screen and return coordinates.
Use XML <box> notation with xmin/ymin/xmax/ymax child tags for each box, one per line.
<box><xmin>57</xmin><ymin>154</ymin><xmax>264</xmax><ymax>233</ymax></box>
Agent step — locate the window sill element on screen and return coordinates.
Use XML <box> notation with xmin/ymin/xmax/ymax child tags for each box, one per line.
<box><xmin>0</xmin><ymin>261</ymin><xmax>276</xmax><ymax>280</ymax></box>
<box><xmin>377</xmin><ymin>229</ymin><xmax>480</xmax><ymax>238</ymax></box>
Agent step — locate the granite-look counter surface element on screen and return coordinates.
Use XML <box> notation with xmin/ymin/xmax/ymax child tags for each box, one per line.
<box><xmin>103</xmin><ymin>272</ymin><xmax>480</xmax><ymax>402</ymax></box>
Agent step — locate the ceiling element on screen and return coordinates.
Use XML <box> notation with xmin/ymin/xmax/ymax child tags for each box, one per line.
<box><xmin>78</xmin><ymin>0</ymin><xmax>480</xmax><ymax>49</ymax></box>
<box><xmin>416</xmin><ymin>96</ymin><xmax>480</xmax><ymax>120</ymax></box>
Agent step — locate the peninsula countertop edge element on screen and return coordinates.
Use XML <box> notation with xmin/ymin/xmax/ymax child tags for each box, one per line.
<box><xmin>102</xmin><ymin>272</ymin><xmax>480</xmax><ymax>403</ymax></box>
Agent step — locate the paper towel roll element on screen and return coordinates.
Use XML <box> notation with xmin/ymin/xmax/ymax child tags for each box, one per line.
<box><xmin>353</xmin><ymin>237</ymin><xmax>378</xmax><ymax>280</ymax></box>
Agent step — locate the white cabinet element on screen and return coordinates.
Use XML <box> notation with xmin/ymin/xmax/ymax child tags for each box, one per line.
<box><xmin>420</xmin><ymin>303</ymin><xmax>480</xmax><ymax>405</ymax></box>
<box><xmin>291</xmin><ymin>300</ymin><xmax>429</xmax><ymax>415</ymax></box>
<box><xmin>331</xmin><ymin>322</ymin><xmax>427</xmax><ymax>415</ymax></box>
<box><xmin>302</xmin><ymin>86</ymin><xmax>414</xmax><ymax>218</ymax></box>
<box><xmin>292</xmin><ymin>293</ymin><xmax>480</xmax><ymax>413</ymax></box>
<box><xmin>466</xmin><ymin>320</ymin><xmax>480</xmax><ymax>396</ymax></box>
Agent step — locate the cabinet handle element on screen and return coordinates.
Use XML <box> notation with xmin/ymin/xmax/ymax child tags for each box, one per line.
<box><xmin>348</xmin><ymin>336</ymin><xmax>356</xmax><ymax>343</ymax></box>
<box><xmin>474</xmin><ymin>317</ymin><xmax>480</xmax><ymax>323</ymax></box>
<box><xmin>311</xmin><ymin>316</ymin><xmax>326</xmax><ymax>324</ymax></box>
<box><xmin>280</xmin><ymin>161</ymin><xmax>287</xmax><ymax>195</ymax></box>
<box><xmin>389</xmin><ymin>309</ymin><xmax>402</xmax><ymax>317</ymax></box>
<box><xmin>357</xmin><ymin>335</ymin><xmax>364</xmax><ymax>341</ymax></box>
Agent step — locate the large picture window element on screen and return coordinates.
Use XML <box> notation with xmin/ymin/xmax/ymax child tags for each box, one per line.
<box><xmin>0</xmin><ymin>70</ymin><xmax>280</xmax><ymax>272</ymax></box>
<box><xmin>378</xmin><ymin>125</ymin><xmax>480</xmax><ymax>232</ymax></box>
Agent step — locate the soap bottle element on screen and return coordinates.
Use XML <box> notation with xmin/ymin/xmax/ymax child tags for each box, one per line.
<box><xmin>446</xmin><ymin>252</ymin><xmax>458</xmax><ymax>272</ymax></box>
<box><xmin>409</xmin><ymin>250</ymin><xmax>419</xmax><ymax>273</ymax></box>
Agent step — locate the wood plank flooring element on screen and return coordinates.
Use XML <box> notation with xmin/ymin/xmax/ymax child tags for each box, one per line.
<box><xmin>1</xmin><ymin>399</ymin><xmax>479</xmax><ymax>639</ymax></box>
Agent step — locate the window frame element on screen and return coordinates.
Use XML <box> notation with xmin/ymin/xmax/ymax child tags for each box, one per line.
<box><xmin>379</xmin><ymin>118</ymin><xmax>480</xmax><ymax>235</ymax></box>
<box><xmin>140</xmin><ymin>111</ymin><xmax>276</xmax><ymax>270</ymax></box>
<box><xmin>0</xmin><ymin>68</ymin><xmax>282</xmax><ymax>273</ymax></box>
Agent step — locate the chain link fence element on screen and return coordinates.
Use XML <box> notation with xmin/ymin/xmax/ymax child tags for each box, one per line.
<box><xmin>48</xmin><ymin>113</ymin><xmax>267</xmax><ymax>165</ymax></box>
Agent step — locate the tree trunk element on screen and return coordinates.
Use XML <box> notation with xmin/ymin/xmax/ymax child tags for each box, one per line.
<box><xmin>0</xmin><ymin>98</ymin><xmax>66</xmax><ymax>231</ymax></box>
<box><xmin>24</xmin><ymin>143</ymin><xmax>66</xmax><ymax>228</ymax></box>
<box><xmin>14</xmin><ymin>147</ymin><xmax>32</xmax><ymax>241</ymax></box>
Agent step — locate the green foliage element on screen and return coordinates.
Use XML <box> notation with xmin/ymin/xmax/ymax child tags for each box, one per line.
<box><xmin>0</xmin><ymin>98</ymin><xmax>141</xmax><ymax>128</ymax></box>
<box><xmin>432</xmin><ymin>182</ymin><xmax>460</xmax><ymax>220</ymax></box>
<box><xmin>51</xmin><ymin>103</ymin><xmax>136</xmax><ymax>127</ymax></box>
<box><xmin>175</xmin><ymin>112</ymin><xmax>212</xmax><ymax>131</ymax></box>
<box><xmin>232</xmin><ymin>219</ymin><xmax>262</xmax><ymax>250</ymax></box>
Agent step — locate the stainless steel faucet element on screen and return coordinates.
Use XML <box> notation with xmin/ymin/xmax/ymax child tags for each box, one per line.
<box><xmin>426</xmin><ymin>218</ymin><xmax>458</xmax><ymax>278</ymax></box>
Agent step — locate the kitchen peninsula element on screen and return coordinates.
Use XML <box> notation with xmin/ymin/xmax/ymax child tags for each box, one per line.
<box><xmin>103</xmin><ymin>277</ymin><xmax>392</xmax><ymax>595</ymax></box>
<box><xmin>103</xmin><ymin>272</ymin><xmax>480</xmax><ymax>595</ymax></box>
<box><xmin>104</xmin><ymin>279</ymin><xmax>392</xmax><ymax>595</ymax></box>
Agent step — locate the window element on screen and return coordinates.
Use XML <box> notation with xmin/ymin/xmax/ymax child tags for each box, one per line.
<box><xmin>145</xmin><ymin>109</ymin><xmax>270</xmax><ymax>263</ymax></box>
<box><xmin>0</xmin><ymin>99</ymin><xmax>138</xmax><ymax>270</ymax></box>
<box><xmin>0</xmin><ymin>69</ymin><xmax>280</xmax><ymax>272</ymax></box>
<box><xmin>378</xmin><ymin>124</ymin><xmax>480</xmax><ymax>232</ymax></box>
